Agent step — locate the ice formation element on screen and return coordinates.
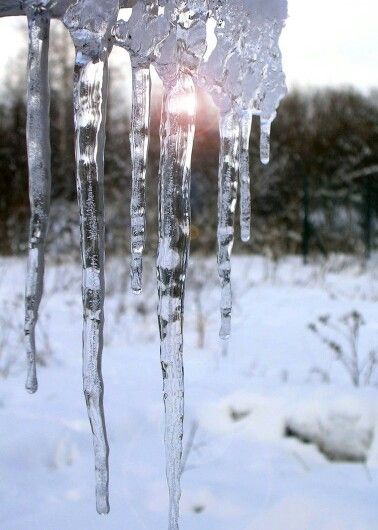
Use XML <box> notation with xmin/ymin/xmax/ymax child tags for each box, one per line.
<box><xmin>0</xmin><ymin>0</ymin><xmax>287</xmax><ymax>526</ymax></box>
<box><xmin>113</xmin><ymin>0</ymin><xmax>171</xmax><ymax>293</ymax></box>
<box><xmin>24</xmin><ymin>5</ymin><xmax>51</xmax><ymax>395</ymax></box>
<box><xmin>200</xmin><ymin>0</ymin><xmax>287</xmax><ymax>338</ymax></box>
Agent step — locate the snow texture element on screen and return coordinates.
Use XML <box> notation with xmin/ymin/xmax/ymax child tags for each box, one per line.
<box><xmin>0</xmin><ymin>255</ymin><xmax>378</xmax><ymax>530</ymax></box>
<box><xmin>285</xmin><ymin>398</ymin><xmax>374</xmax><ymax>463</ymax></box>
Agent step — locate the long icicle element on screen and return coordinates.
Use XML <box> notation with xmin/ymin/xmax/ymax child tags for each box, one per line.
<box><xmin>73</xmin><ymin>54</ymin><xmax>109</xmax><ymax>515</ymax></box>
<box><xmin>217</xmin><ymin>111</ymin><xmax>239</xmax><ymax>340</ymax></box>
<box><xmin>25</xmin><ymin>10</ymin><xmax>51</xmax><ymax>394</ymax></box>
<box><xmin>239</xmin><ymin>112</ymin><xmax>252</xmax><ymax>242</ymax></box>
<box><xmin>130</xmin><ymin>65</ymin><xmax>151</xmax><ymax>294</ymax></box>
<box><xmin>157</xmin><ymin>75</ymin><xmax>196</xmax><ymax>530</ymax></box>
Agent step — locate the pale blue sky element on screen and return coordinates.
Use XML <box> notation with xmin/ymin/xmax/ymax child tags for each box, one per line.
<box><xmin>0</xmin><ymin>0</ymin><xmax>376</xmax><ymax>90</ymax></box>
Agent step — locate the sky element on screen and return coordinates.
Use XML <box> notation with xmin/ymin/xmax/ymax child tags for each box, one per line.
<box><xmin>0</xmin><ymin>0</ymin><xmax>376</xmax><ymax>91</ymax></box>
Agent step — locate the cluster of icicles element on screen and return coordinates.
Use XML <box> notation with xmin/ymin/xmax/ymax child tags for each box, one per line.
<box><xmin>1</xmin><ymin>0</ymin><xmax>287</xmax><ymax>528</ymax></box>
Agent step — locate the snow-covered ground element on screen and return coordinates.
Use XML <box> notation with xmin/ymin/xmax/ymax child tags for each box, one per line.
<box><xmin>0</xmin><ymin>254</ymin><xmax>377</xmax><ymax>530</ymax></box>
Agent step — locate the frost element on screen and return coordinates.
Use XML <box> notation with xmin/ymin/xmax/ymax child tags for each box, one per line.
<box><xmin>0</xmin><ymin>0</ymin><xmax>288</xmax><ymax>526</ymax></box>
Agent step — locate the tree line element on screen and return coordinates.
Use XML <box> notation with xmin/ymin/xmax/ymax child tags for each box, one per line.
<box><xmin>0</xmin><ymin>22</ymin><xmax>377</xmax><ymax>258</ymax></box>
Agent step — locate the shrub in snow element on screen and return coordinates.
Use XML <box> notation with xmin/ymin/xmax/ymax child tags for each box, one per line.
<box><xmin>308</xmin><ymin>310</ymin><xmax>378</xmax><ymax>387</ymax></box>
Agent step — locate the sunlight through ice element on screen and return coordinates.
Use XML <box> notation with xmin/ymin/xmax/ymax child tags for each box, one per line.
<box><xmin>0</xmin><ymin>1</ymin><xmax>288</xmax><ymax>527</ymax></box>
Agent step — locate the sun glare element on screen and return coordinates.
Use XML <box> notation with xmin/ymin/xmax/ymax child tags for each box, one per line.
<box><xmin>168</xmin><ymin>91</ymin><xmax>197</xmax><ymax>116</ymax></box>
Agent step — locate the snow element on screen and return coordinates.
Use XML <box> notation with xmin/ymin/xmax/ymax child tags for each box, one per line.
<box><xmin>0</xmin><ymin>254</ymin><xmax>377</xmax><ymax>529</ymax></box>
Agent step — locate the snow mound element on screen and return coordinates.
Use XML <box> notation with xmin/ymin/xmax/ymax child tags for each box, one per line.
<box><xmin>285</xmin><ymin>397</ymin><xmax>374</xmax><ymax>462</ymax></box>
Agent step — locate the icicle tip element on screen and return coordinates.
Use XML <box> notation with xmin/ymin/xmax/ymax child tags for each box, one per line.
<box><xmin>96</xmin><ymin>496</ymin><xmax>110</xmax><ymax>515</ymax></box>
<box><xmin>130</xmin><ymin>271</ymin><xmax>142</xmax><ymax>295</ymax></box>
<box><xmin>219</xmin><ymin>314</ymin><xmax>231</xmax><ymax>340</ymax></box>
<box><xmin>25</xmin><ymin>373</ymin><xmax>38</xmax><ymax>394</ymax></box>
<box><xmin>241</xmin><ymin>227</ymin><xmax>251</xmax><ymax>243</ymax></box>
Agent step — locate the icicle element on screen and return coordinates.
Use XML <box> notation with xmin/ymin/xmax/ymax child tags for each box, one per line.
<box><xmin>157</xmin><ymin>74</ymin><xmax>196</xmax><ymax>530</ymax></box>
<box><xmin>153</xmin><ymin>3</ymin><xmax>207</xmax><ymax>527</ymax></box>
<box><xmin>130</xmin><ymin>66</ymin><xmax>151</xmax><ymax>294</ymax></box>
<box><xmin>217</xmin><ymin>111</ymin><xmax>239</xmax><ymax>340</ymax></box>
<box><xmin>260</xmin><ymin>116</ymin><xmax>271</xmax><ymax>165</ymax></box>
<box><xmin>113</xmin><ymin>1</ymin><xmax>171</xmax><ymax>294</ymax></box>
<box><xmin>73</xmin><ymin>53</ymin><xmax>109</xmax><ymax>515</ymax></box>
<box><xmin>25</xmin><ymin>9</ymin><xmax>51</xmax><ymax>394</ymax></box>
<box><xmin>1</xmin><ymin>0</ymin><xmax>290</xmax><ymax>521</ymax></box>
<box><xmin>238</xmin><ymin>112</ymin><xmax>252</xmax><ymax>242</ymax></box>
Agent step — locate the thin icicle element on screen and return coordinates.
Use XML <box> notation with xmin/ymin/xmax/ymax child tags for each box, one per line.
<box><xmin>217</xmin><ymin>111</ymin><xmax>239</xmax><ymax>340</ymax></box>
<box><xmin>73</xmin><ymin>54</ymin><xmax>109</xmax><ymax>515</ymax></box>
<box><xmin>130</xmin><ymin>66</ymin><xmax>151</xmax><ymax>294</ymax></box>
<box><xmin>157</xmin><ymin>74</ymin><xmax>196</xmax><ymax>530</ymax></box>
<box><xmin>238</xmin><ymin>112</ymin><xmax>252</xmax><ymax>242</ymax></box>
<box><xmin>25</xmin><ymin>10</ymin><xmax>51</xmax><ymax>394</ymax></box>
<box><xmin>260</xmin><ymin>116</ymin><xmax>271</xmax><ymax>165</ymax></box>
<box><xmin>113</xmin><ymin>1</ymin><xmax>171</xmax><ymax>294</ymax></box>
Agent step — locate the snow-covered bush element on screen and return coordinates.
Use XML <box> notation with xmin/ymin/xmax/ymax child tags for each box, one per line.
<box><xmin>285</xmin><ymin>398</ymin><xmax>374</xmax><ymax>463</ymax></box>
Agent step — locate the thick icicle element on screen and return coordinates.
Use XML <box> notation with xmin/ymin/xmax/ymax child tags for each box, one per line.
<box><xmin>73</xmin><ymin>54</ymin><xmax>109</xmax><ymax>515</ymax></box>
<box><xmin>154</xmin><ymin>2</ymin><xmax>207</xmax><ymax>526</ymax></box>
<box><xmin>130</xmin><ymin>66</ymin><xmax>151</xmax><ymax>293</ymax></box>
<box><xmin>63</xmin><ymin>0</ymin><xmax>119</xmax><ymax>513</ymax></box>
<box><xmin>217</xmin><ymin>111</ymin><xmax>239</xmax><ymax>340</ymax></box>
<box><xmin>260</xmin><ymin>116</ymin><xmax>271</xmax><ymax>165</ymax></box>
<box><xmin>157</xmin><ymin>74</ymin><xmax>196</xmax><ymax>530</ymax></box>
<box><xmin>238</xmin><ymin>112</ymin><xmax>252</xmax><ymax>242</ymax></box>
<box><xmin>25</xmin><ymin>10</ymin><xmax>51</xmax><ymax>394</ymax></box>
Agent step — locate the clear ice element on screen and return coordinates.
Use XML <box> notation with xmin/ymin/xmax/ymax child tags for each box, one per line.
<box><xmin>24</xmin><ymin>6</ymin><xmax>51</xmax><ymax>394</ymax></box>
<box><xmin>62</xmin><ymin>0</ymin><xmax>120</xmax><ymax>514</ymax></box>
<box><xmin>154</xmin><ymin>2</ymin><xmax>207</xmax><ymax>527</ymax></box>
<box><xmin>200</xmin><ymin>0</ymin><xmax>287</xmax><ymax>338</ymax></box>
<box><xmin>0</xmin><ymin>0</ymin><xmax>288</xmax><ymax>526</ymax></box>
<box><xmin>217</xmin><ymin>111</ymin><xmax>239</xmax><ymax>340</ymax></box>
<box><xmin>114</xmin><ymin>0</ymin><xmax>170</xmax><ymax>293</ymax></box>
